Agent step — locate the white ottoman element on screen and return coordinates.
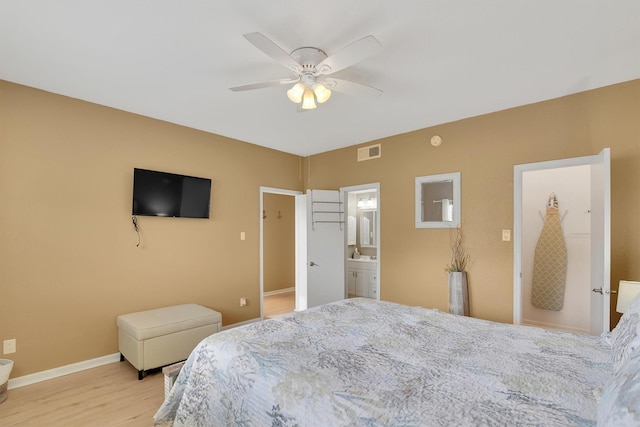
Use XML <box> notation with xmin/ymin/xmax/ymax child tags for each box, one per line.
<box><xmin>117</xmin><ymin>304</ymin><xmax>222</xmax><ymax>379</ymax></box>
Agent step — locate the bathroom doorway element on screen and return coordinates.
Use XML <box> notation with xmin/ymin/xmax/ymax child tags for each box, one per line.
<box><xmin>341</xmin><ymin>183</ymin><xmax>380</xmax><ymax>300</ymax></box>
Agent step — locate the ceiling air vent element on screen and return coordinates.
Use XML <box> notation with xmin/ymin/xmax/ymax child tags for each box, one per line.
<box><xmin>357</xmin><ymin>144</ymin><xmax>381</xmax><ymax>162</ymax></box>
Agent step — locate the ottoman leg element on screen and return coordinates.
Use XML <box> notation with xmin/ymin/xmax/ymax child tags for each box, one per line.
<box><xmin>138</xmin><ymin>370</ymin><xmax>144</xmax><ymax>381</ymax></box>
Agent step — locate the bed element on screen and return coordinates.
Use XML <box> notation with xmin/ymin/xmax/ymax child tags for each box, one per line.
<box><xmin>154</xmin><ymin>297</ymin><xmax>640</xmax><ymax>426</ymax></box>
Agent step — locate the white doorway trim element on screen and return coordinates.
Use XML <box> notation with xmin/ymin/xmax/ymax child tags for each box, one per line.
<box><xmin>341</xmin><ymin>183</ymin><xmax>381</xmax><ymax>300</ymax></box>
<box><xmin>259</xmin><ymin>187</ymin><xmax>302</xmax><ymax>320</ymax></box>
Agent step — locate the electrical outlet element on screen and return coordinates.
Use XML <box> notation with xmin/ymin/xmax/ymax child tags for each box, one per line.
<box><xmin>3</xmin><ymin>339</ymin><xmax>16</xmax><ymax>355</ymax></box>
<box><xmin>502</xmin><ymin>229</ymin><xmax>511</xmax><ymax>241</ymax></box>
<box><xmin>240</xmin><ymin>298</ymin><xmax>247</xmax><ymax>307</ymax></box>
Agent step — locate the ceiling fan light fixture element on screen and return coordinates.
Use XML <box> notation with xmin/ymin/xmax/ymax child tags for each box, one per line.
<box><xmin>286</xmin><ymin>82</ymin><xmax>305</xmax><ymax>103</ymax></box>
<box><xmin>301</xmin><ymin>88</ymin><xmax>317</xmax><ymax>110</ymax></box>
<box><xmin>313</xmin><ymin>83</ymin><xmax>332</xmax><ymax>104</ymax></box>
<box><xmin>232</xmin><ymin>33</ymin><xmax>383</xmax><ymax>110</ymax></box>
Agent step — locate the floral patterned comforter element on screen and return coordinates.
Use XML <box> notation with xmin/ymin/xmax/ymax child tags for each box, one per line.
<box><xmin>154</xmin><ymin>298</ymin><xmax>612</xmax><ymax>426</ymax></box>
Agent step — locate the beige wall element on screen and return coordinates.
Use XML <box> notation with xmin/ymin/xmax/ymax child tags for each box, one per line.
<box><xmin>263</xmin><ymin>193</ymin><xmax>295</xmax><ymax>293</ymax></box>
<box><xmin>0</xmin><ymin>81</ymin><xmax>303</xmax><ymax>377</ymax></box>
<box><xmin>305</xmin><ymin>80</ymin><xmax>640</xmax><ymax>325</ymax></box>
<box><xmin>2</xmin><ymin>79</ymin><xmax>638</xmax><ymax>379</ymax></box>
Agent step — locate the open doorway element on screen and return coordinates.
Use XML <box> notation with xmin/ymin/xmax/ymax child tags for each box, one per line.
<box><xmin>342</xmin><ymin>183</ymin><xmax>380</xmax><ymax>300</ymax></box>
<box><xmin>260</xmin><ymin>187</ymin><xmax>301</xmax><ymax>319</ymax></box>
<box><xmin>520</xmin><ymin>165</ymin><xmax>591</xmax><ymax>333</ymax></box>
<box><xmin>513</xmin><ymin>149</ymin><xmax>611</xmax><ymax>335</ymax></box>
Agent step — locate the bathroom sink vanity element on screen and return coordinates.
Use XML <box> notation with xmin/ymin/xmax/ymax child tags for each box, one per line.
<box><xmin>347</xmin><ymin>257</ymin><xmax>378</xmax><ymax>299</ymax></box>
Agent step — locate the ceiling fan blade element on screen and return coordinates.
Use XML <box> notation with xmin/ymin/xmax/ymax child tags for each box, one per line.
<box><xmin>316</xmin><ymin>35</ymin><xmax>382</xmax><ymax>75</ymax></box>
<box><xmin>326</xmin><ymin>78</ymin><xmax>383</xmax><ymax>98</ymax></box>
<box><xmin>243</xmin><ymin>32</ymin><xmax>301</xmax><ymax>74</ymax></box>
<box><xmin>229</xmin><ymin>78</ymin><xmax>297</xmax><ymax>92</ymax></box>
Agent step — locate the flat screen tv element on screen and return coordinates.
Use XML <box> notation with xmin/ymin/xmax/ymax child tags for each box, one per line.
<box><xmin>132</xmin><ymin>168</ymin><xmax>211</xmax><ymax>218</ymax></box>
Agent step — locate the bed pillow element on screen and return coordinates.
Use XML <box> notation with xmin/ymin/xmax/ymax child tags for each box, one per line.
<box><xmin>611</xmin><ymin>293</ymin><xmax>640</xmax><ymax>372</ymax></box>
<box><xmin>598</xmin><ymin>350</ymin><xmax>640</xmax><ymax>426</ymax></box>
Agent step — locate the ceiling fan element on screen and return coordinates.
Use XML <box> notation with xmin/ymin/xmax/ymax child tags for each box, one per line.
<box><xmin>229</xmin><ymin>32</ymin><xmax>383</xmax><ymax>110</ymax></box>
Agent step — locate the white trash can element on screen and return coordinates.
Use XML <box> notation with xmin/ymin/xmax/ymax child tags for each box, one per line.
<box><xmin>0</xmin><ymin>359</ymin><xmax>14</xmax><ymax>404</ymax></box>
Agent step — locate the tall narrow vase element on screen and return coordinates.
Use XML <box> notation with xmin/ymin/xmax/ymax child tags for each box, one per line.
<box><xmin>448</xmin><ymin>271</ymin><xmax>469</xmax><ymax>316</ymax></box>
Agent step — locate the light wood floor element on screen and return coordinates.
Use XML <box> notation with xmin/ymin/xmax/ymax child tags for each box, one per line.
<box><xmin>263</xmin><ymin>290</ymin><xmax>295</xmax><ymax>319</ymax></box>
<box><xmin>0</xmin><ymin>361</ymin><xmax>164</xmax><ymax>426</ymax></box>
<box><xmin>0</xmin><ymin>295</ymin><xmax>295</xmax><ymax>425</ymax></box>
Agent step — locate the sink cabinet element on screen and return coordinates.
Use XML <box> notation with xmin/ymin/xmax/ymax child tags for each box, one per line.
<box><xmin>347</xmin><ymin>259</ymin><xmax>378</xmax><ymax>298</ymax></box>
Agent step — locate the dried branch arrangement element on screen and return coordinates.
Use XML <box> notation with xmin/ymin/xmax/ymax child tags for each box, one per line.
<box><xmin>445</xmin><ymin>226</ymin><xmax>470</xmax><ymax>273</ymax></box>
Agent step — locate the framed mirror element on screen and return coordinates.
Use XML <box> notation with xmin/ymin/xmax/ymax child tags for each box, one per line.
<box><xmin>359</xmin><ymin>209</ymin><xmax>377</xmax><ymax>247</ymax></box>
<box><xmin>415</xmin><ymin>172</ymin><xmax>461</xmax><ymax>228</ymax></box>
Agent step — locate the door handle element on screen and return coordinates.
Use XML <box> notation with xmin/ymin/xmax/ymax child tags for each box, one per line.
<box><xmin>592</xmin><ymin>288</ymin><xmax>617</xmax><ymax>295</ymax></box>
<box><xmin>309</xmin><ymin>261</ymin><xmax>320</xmax><ymax>267</ymax></box>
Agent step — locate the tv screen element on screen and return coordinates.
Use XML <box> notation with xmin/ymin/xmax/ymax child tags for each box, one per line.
<box><xmin>132</xmin><ymin>168</ymin><xmax>211</xmax><ymax>218</ymax></box>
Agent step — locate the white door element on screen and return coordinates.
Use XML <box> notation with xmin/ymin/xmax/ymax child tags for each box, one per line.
<box><xmin>590</xmin><ymin>148</ymin><xmax>611</xmax><ymax>334</ymax></box>
<box><xmin>295</xmin><ymin>190</ymin><xmax>345</xmax><ymax>310</ymax></box>
<box><xmin>514</xmin><ymin>148</ymin><xmax>611</xmax><ymax>334</ymax></box>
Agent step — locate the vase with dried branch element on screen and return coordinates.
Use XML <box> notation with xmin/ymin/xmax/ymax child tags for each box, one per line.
<box><xmin>446</xmin><ymin>226</ymin><xmax>470</xmax><ymax>316</ymax></box>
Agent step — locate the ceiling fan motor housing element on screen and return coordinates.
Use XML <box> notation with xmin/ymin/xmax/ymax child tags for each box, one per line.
<box><xmin>290</xmin><ymin>47</ymin><xmax>329</xmax><ymax>74</ymax></box>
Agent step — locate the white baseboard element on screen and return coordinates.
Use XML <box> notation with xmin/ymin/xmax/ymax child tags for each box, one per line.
<box><xmin>8</xmin><ymin>352</ymin><xmax>121</xmax><ymax>390</ymax></box>
<box><xmin>7</xmin><ymin>318</ymin><xmax>265</xmax><ymax>390</ymax></box>
<box><xmin>221</xmin><ymin>317</ymin><xmax>261</xmax><ymax>331</ymax></box>
<box><xmin>522</xmin><ymin>318</ymin><xmax>589</xmax><ymax>334</ymax></box>
<box><xmin>263</xmin><ymin>287</ymin><xmax>295</xmax><ymax>297</ymax></box>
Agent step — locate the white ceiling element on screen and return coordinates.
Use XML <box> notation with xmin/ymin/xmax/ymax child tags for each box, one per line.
<box><xmin>1</xmin><ymin>1</ymin><xmax>639</xmax><ymax>156</ymax></box>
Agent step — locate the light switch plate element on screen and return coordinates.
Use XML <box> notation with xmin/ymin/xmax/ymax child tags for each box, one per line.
<box><xmin>502</xmin><ymin>230</ymin><xmax>511</xmax><ymax>241</ymax></box>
